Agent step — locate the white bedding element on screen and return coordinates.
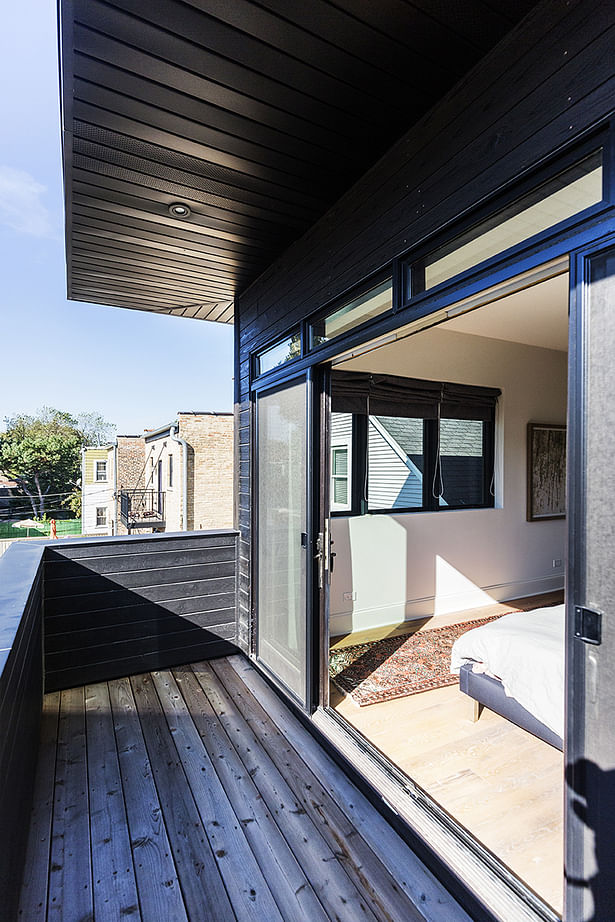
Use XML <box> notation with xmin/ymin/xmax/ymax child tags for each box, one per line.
<box><xmin>450</xmin><ymin>604</ymin><xmax>565</xmax><ymax>738</ymax></box>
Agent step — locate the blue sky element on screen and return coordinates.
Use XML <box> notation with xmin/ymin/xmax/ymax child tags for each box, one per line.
<box><xmin>0</xmin><ymin>1</ymin><xmax>234</xmax><ymax>436</ymax></box>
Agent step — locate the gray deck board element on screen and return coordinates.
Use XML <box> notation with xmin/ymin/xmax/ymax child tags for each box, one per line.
<box><xmin>18</xmin><ymin>655</ymin><xmax>438</xmax><ymax>921</ymax></box>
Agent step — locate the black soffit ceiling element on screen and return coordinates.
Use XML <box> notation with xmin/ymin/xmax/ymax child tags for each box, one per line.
<box><xmin>59</xmin><ymin>0</ymin><xmax>538</xmax><ymax>324</ymax></box>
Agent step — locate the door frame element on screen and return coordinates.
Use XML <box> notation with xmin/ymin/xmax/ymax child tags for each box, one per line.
<box><xmin>565</xmin><ymin>230</ymin><xmax>615</xmax><ymax>921</ymax></box>
<box><xmin>251</xmin><ymin>365</ymin><xmax>321</xmax><ymax>711</ymax></box>
<box><xmin>247</xmin><ymin>213</ymin><xmax>615</xmax><ymax>922</ymax></box>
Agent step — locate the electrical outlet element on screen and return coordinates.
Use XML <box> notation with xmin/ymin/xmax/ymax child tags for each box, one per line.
<box><xmin>552</xmin><ymin>559</ymin><xmax>563</xmax><ymax>569</ymax></box>
<box><xmin>343</xmin><ymin>591</ymin><xmax>357</xmax><ymax>602</ymax></box>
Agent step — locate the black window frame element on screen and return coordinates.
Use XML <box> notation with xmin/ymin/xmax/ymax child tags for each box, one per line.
<box><xmin>401</xmin><ymin>128</ymin><xmax>610</xmax><ymax>306</ymax></box>
<box><xmin>331</xmin><ymin>413</ymin><xmax>495</xmax><ymax>517</ymax></box>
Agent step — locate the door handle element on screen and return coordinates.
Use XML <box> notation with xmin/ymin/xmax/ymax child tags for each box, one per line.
<box><xmin>330</xmin><ymin>537</ymin><xmax>336</xmax><ymax>574</ymax></box>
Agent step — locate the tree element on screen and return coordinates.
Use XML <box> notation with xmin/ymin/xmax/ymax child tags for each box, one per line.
<box><xmin>74</xmin><ymin>411</ymin><xmax>116</xmax><ymax>446</ymax></box>
<box><xmin>0</xmin><ymin>408</ymin><xmax>114</xmax><ymax>519</ymax></box>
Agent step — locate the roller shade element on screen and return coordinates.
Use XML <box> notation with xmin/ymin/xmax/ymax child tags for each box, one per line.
<box><xmin>331</xmin><ymin>371</ymin><xmax>500</xmax><ymax>420</ymax></box>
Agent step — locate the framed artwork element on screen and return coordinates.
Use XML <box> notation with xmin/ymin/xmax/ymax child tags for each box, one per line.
<box><xmin>527</xmin><ymin>423</ymin><xmax>566</xmax><ymax>521</ymax></box>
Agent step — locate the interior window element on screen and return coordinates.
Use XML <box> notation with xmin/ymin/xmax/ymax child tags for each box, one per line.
<box><xmin>330</xmin><ymin>413</ymin><xmax>353</xmax><ymax>512</ymax></box>
<box><xmin>330</xmin><ymin>380</ymin><xmax>496</xmax><ymax>515</ymax></box>
<box><xmin>368</xmin><ymin>416</ymin><xmax>424</xmax><ymax>511</ymax></box>
<box><xmin>438</xmin><ymin>418</ymin><xmax>489</xmax><ymax>507</ymax></box>
<box><xmin>332</xmin><ymin>448</ymin><xmax>350</xmax><ymax>505</ymax></box>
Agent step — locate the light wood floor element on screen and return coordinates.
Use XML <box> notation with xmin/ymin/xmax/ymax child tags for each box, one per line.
<box><xmin>331</xmin><ymin>592</ymin><xmax>565</xmax><ymax>915</ymax></box>
<box><xmin>18</xmin><ymin>655</ymin><xmax>461</xmax><ymax>922</ymax></box>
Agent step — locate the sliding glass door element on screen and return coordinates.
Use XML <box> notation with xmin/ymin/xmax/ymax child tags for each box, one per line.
<box><xmin>255</xmin><ymin>373</ymin><xmax>314</xmax><ymax>706</ymax></box>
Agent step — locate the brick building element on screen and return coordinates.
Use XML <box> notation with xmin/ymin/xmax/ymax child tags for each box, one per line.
<box><xmin>83</xmin><ymin>418</ymin><xmax>232</xmax><ymax>535</ymax></box>
<box><xmin>141</xmin><ymin>412</ymin><xmax>233</xmax><ymax>533</ymax></box>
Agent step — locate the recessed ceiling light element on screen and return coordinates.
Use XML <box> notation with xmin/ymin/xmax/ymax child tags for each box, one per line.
<box><xmin>168</xmin><ymin>202</ymin><xmax>191</xmax><ymax>218</ymax></box>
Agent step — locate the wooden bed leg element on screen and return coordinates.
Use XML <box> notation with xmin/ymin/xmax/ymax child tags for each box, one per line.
<box><xmin>472</xmin><ymin>700</ymin><xmax>484</xmax><ymax>723</ymax></box>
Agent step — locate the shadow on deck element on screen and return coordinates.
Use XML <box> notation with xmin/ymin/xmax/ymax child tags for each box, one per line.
<box><xmin>18</xmin><ymin>655</ymin><xmax>435</xmax><ymax>922</ymax></box>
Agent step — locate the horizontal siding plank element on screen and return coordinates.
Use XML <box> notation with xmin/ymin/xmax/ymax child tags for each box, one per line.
<box><xmin>45</xmin><ymin>576</ymin><xmax>236</xmax><ymax>616</ymax></box>
<box><xmin>45</xmin><ymin>560</ymin><xmax>235</xmax><ymax>599</ymax></box>
<box><xmin>48</xmin><ymin>532</ymin><xmax>237</xmax><ymax>560</ymax></box>
<box><xmin>46</xmin><ymin>612</ymin><xmax>236</xmax><ymax>655</ymax></box>
<box><xmin>46</xmin><ymin>625</ymin><xmax>234</xmax><ymax>670</ymax></box>
<box><xmin>46</xmin><ymin>545</ymin><xmax>235</xmax><ymax>579</ymax></box>
<box><xmin>46</xmin><ymin>640</ymin><xmax>235</xmax><ymax>692</ymax></box>
<box><xmin>46</xmin><ymin>594</ymin><xmax>236</xmax><ymax>632</ymax></box>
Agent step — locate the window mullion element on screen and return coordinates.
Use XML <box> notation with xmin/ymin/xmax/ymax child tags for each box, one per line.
<box><xmin>424</xmin><ymin>419</ymin><xmax>438</xmax><ymax>511</ymax></box>
<box><xmin>354</xmin><ymin>415</ymin><xmax>368</xmax><ymax>515</ymax></box>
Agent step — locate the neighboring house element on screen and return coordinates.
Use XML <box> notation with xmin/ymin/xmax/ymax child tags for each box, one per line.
<box><xmin>20</xmin><ymin>4</ymin><xmax>614</xmax><ymax>922</ymax></box>
<box><xmin>0</xmin><ymin>475</ymin><xmax>17</xmax><ymax>520</ymax></box>
<box><xmin>83</xmin><ymin>416</ymin><xmax>234</xmax><ymax>535</ymax></box>
<box><xmin>139</xmin><ymin>412</ymin><xmax>233</xmax><ymax>534</ymax></box>
<box><xmin>81</xmin><ymin>446</ymin><xmax>114</xmax><ymax>535</ymax></box>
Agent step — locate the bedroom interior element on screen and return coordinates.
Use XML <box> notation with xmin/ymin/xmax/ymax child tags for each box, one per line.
<box><xmin>326</xmin><ymin>261</ymin><xmax>569</xmax><ymax>913</ymax></box>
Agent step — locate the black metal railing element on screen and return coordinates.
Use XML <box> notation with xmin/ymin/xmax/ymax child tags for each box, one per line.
<box><xmin>119</xmin><ymin>489</ymin><xmax>165</xmax><ymax>529</ymax></box>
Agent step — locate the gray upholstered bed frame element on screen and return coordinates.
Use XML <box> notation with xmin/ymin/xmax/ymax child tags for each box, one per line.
<box><xmin>458</xmin><ymin>663</ymin><xmax>563</xmax><ymax>751</ymax></box>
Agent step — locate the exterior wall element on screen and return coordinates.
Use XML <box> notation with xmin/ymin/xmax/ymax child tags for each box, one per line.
<box><xmin>116</xmin><ymin>436</ymin><xmax>146</xmax><ymax>535</ymax></box>
<box><xmin>235</xmin><ymin>0</ymin><xmax>615</xmax><ymax>653</ymax></box>
<box><xmin>82</xmin><ymin>446</ymin><xmax>114</xmax><ymax>535</ymax></box>
<box><xmin>179</xmin><ymin>413</ymin><xmax>234</xmax><ymax>531</ymax></box>
<box><xmin>330</xmin><ymin>329</ymin><xmax>567</xmax><ymax>635</ymax></box>
<box><xmin>141</xmin><ymin>416</ymin><xmax>234</xmax><ymax>533</ymax></box>
<box><xmin>142</xmin><ymin>433</ymin><xmax>182</xmax><ymax>532</ymax></box>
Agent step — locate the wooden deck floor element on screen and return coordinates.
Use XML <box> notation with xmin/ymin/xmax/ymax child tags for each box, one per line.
<box><xmin>17</xmin><ymin>655</ymin><xmax>465</xmax><ymax>922</ymax></box>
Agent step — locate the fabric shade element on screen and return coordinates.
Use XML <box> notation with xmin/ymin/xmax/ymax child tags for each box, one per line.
<box><xmin>331</xmin><ymin>371</ymin><xmax>500</xmax><ymax>420</ymax></box>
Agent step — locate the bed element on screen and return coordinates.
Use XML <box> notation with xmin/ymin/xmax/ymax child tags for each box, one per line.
<box><xmin>450</xmin><ymin>603</ymin><xmax>565</xmax><ymax>750</ymax></box>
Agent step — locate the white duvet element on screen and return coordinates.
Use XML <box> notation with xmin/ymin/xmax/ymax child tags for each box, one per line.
<box><xmin>450</xmin><ymin>604</ymin><xmax>565</xmax><ymax>738</ymax></box>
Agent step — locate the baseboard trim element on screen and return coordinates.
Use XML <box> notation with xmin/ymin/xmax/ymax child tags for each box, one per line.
<box><xmin>330</xmin><ymin>575</ymin><xmax>564</xmax><ymax>637</ymax></box>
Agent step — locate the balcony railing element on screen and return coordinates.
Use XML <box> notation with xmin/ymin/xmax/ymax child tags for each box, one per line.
<box><xmin>120</xmin><ymin>488</ymin><xmax>165</xmax><ymax>530</ymax></box>
<box><xmin>0</xmin><ymin>529</ymin><xmax>239</xmax><ymax>919</ymax></box>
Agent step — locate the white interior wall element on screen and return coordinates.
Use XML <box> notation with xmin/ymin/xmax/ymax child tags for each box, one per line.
<box><xmin>330</xmin><ymin>326</ymin><xmax>568</xmax><ymax>636</ymax></box>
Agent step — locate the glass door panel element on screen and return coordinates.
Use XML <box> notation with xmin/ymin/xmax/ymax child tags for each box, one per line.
<box><xmin>256</xmin><ymin>377</ymin><xmax>309</xmax><ymax>704</ymax></box>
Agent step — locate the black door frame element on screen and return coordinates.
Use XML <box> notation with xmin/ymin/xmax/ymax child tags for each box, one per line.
<box><xmin>248</xmin><ymin>212</ymin><xmax>615</xmax><ymax>922</ymax></box>
<box><xmin>314</xmin><ymin>229</ymin><xmax>615</xmax><ymax>921</ymax></box>
<box><xmin>565</xmin><ymin>231</ymin><xmax>615</xmax><ymax>922</ymax></box>
<box><xmin>252</xmin><ymin>365</ymin><xmax>321</xmax><ymax>712</ymax></box>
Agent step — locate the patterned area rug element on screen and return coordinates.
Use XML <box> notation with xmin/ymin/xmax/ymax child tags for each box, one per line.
<box><xmin>329</xmin><ymin>614</ymin><xmax>506</xmax><ymax>706</ymax></box>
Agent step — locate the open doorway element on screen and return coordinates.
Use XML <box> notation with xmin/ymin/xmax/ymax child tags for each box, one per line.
<box><xmin>325</xmin><ymin>262</ymin><xmax>568</xmax><ymax>914</ymax></box>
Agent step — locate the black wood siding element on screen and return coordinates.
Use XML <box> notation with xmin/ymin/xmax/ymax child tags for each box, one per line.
<box><xmin>0</xmin><ymin>544</ymin><xmax>44</xmax><ymax>920</ymax></box>
<box><xmin>44</xmin><ymin>530</ymin><xmax>239</xmax><ymax>690</ymax></box>
<box><xmin>235</xmin><ymin>0</ymin><xmax>615</xmax><ymax>652</ymax></box>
